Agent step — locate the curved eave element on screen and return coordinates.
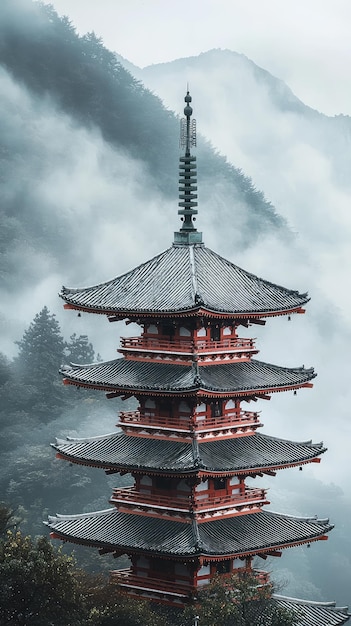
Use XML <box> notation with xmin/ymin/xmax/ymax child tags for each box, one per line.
<box><xmin>49</xmin><ymin>529</ymin><xmax>330</xmax><ymax>560</ymax></box>
<box><xmin>62</xmin><ymin>300</ymin><xmax>308</xmax><ymax>321</ymax></box>
<box><xmin>60</xmin><ymin>243</ymin><xmax>310</xmax><ymax>321</ymax></box>
<box><xmin>54</xmin><ymin>450</ymin><xmax>325</xmax><ymax>476</ymax></box>
<box><xmin>51</xmin><ymin>432</ymin><xmax>326</xmax><ymax>476</ymax></box>
<box><xmin>46</xmin><ymin>508</ymin><xmax>333</xmax><ymax>559</ymax></box>
<box><xmin>274</xmin><ymin>595</ymin><xmax>350</xmax><ymax>626</ymax></box>
<box><xmin>60</xmin><ymin>358</ymin><xmax>316</xmax><ymax>398</ymax></box>
<box><xmin>62</xmin><ymin>378</ymin><xmax>315</xmax><ymax>398</ymax></box>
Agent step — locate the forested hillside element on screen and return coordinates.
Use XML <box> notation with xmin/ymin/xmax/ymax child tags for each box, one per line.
<box><xmin>0</xmin><ymin>0</ymin><xmax>285</xmax><ymax>292</ymax></box>
<box><xmin>1</xmin><ymin>0</ymin><xmax>351</xmax><ymax>617</ymax></box>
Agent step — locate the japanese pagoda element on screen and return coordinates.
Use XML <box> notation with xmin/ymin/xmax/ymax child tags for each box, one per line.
<box><xmin>47</xmin><ymin>92</ymin><xmax>334</xmax><ymax>608</ymax></box>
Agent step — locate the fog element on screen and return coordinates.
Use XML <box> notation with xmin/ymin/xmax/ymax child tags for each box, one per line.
<box><xmin>0</xmin><ymin>65</ymin><xmax>175</xmax><ymax>358</ymax></box>
<box><xmin>1</xmin><ymin>26</ymin><xmax>351</xmax><ymax>605</ymax></box>
<box><xmin>126</xmin><ymin>51</ymin><xmax>351</xmax><ymax>603</ymax></box>
<box><xmin>130</xmin><ymin>52</ymin><xmax>351</xmax><ymax>489</ymax></box>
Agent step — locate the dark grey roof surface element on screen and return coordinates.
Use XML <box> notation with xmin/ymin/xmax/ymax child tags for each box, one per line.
<box><xmin>46</xmin><ymin>508</ymin><xmax>332</xmax><ymax>557</ymax></box>
<box><xmin>60</xmin><ymin>244</ymin><xmax>309</xmax><ymax>317</ymax></box>
<box><xmin>53</xmin><ymin>431</ymin><xmax>326</xmax><ymax>474</ymax></box>
<box><xmin>274</xmin><ymin>595</ymin><xmax>350</xmax><ymax>625</ymax></box>
<box><xmin>61</xmin><ymin>358</ymin><xmax>315</xmax><ymax>395</ymax></box>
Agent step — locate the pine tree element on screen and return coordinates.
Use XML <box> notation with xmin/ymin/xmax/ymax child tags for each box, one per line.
<box><xmin>13</xmin><ymin>306</ymin><xmax>66</xmax><ymax>418</ymax></box>
<box><xmin>66</xmin><ymin>333</ymin><xmax>96</xmax><ymax>364</ymax></box>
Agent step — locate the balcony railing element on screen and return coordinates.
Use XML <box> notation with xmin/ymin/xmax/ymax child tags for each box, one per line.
<box><xmin>110</xmin><ymin>486</ymin><xmax>268</xmax><ymax>512</ymax></box>
<box><xmin>110</xmin><ymin>568</ymin><xmax>270</xmax><ymax>596</ymax></box>
<box><xmin>119</xmin><ymin>409</ymin><xmax>261</xmax><ymax>433</ymax></box>
<box><xmin>119</xmin><ymin>336</ymin><xmax>256</xmax><ymax>355</ymax></box>
<box><xmin>111</xmin><ymin>568</ymin><xmax>192</xmax><ymax>597</ymax></box>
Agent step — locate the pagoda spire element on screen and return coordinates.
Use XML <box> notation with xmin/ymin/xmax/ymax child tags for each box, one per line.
<box><xmin>174</xmin><ymin>90</ymin><xmax>203</xmax><ymax>245</ymax></box>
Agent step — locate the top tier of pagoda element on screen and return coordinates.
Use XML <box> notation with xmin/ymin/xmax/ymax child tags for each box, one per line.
<box><xmin>60</xmin><ymin>92</ymin><xmax>308</xmax><ymax>323</ymax></box>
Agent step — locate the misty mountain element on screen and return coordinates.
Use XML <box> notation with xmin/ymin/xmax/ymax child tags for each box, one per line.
<box><xmin>119</xmin><ymin>47</ymin><xmax>351</xmax><ymax>608</ymax></box>
<box><xmin>0</xmin><ymin>2</ymin><xmax>285</xmax><ymax>336</ymax></box>
<box><xmin>1</xmin><ymin>0</ymin><xmax>351</xmax><ymax>611</ymax></box>
<box><xmin>130</xmin><ymin>48</ymin><xmax>351</xmax><ymax>191</ymax></box>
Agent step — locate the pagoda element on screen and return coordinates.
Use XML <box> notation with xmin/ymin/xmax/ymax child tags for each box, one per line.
<box><xmin>47</xmin><ymin>92</ymin><xmax>334</xmax><ymax>607</ymax></box>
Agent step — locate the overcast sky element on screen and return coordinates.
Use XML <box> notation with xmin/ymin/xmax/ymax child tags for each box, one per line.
<box><xmin>50</xmin><ymin>0</ymin><xmax>351</xmax><ymax>116</ymax></box>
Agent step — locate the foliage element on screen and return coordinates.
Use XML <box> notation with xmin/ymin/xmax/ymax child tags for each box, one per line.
<box><xmin>0</xmin><ymin>0</ymin><xmax>283</xmax><ymax>285</ymax></box>
<box><xmin>0</xmin><ymin>503</ymin><xmax>22</xmax><ymax>537</ymax></box>
<box><xmin>0</xmin><ymin>530</ymin><xmax>85</xmax><ymax>625</ymax></box>
<box><xmin>66</xmin><ymin>332</ymin><xmax>97</xmax><ymax>364</ymax></box>
<box><xmin>183</xmin><ymin>573</ymin><xmax>297</xmax><ymax>626</ymax></box>
<box><xmin>0</xmin><ymin>352</ymin><xmax>11</xmax><ymax>386</ymax></box>
<box><xmin>0</xmin><ymin>528</ymin><xmax>166</xmax><ymax>626</ymax></box>
<box><xmin>13</xmin><ymin>306</ymin><xmax>66</xmax><ymax>418</ymax></box>
<box><xmin>80</xmin><ymin>573</ymin><xmax>165</xmax><ymax>625</ymax></box>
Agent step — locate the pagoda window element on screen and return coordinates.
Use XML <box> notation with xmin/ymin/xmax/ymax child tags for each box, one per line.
<box><xmin>177</xmin><ymin>479</ymin><xmax>191</xmax><ymax>494</ymax></box>
<box><xmin>174</xmin><ymin>562</ymin><xmax>190</xmax><ymax>585</ymax></box>
<box><xmin>224</xmin><ymin>399</ymin><xmax>237</xmax><ymax>417</ymax></box>
<box><xmin>216</xmin><ymin>560</ymin><xmax>231</xmax><ymax>574</ymax></box>
<box><xmin>197</xmin><ymin>327</ymin><xmax>206</xmax><ymax>337</ymax></box>
<box><xmin>223</xmin><ymin>326</ymin><xmax>232</xmax><ymax>336</ymax></box>
<box><xmin>159</xmin><ymin>400</ymin><xmax>173</xmax><ymax>418</ymax></box>
<box><xmin>135</xmin><ymin>555</ymin><xmax>149</xmax><ymax>576</ymax></box>
<box><xmin>195</xmin><ymin>480</ymin><xmax>208</xmax><ymax>492</ymax></box>
<box><xmin>146</xmin><ymin>324</ymin><xmax>158</xmax><ymax>335</ymax></box>
<box><xmin>213</xmin><ymin>477</ymin><xmax>226</xmax><ymax>491</ymax></box>
<box><xmin>229</xmin><ymin>477</ymin><xmax>241</xmax><ymax>492</ymax></box>
<box><xmin>139</xmin><ymin>476</ymin><xmax>152</xmax><ymax>493</ymax></box>
<box><xmin>194</xmin><ymin>403</ymin><xmax>206</xmax><ymax>421</ymax></box>
<box><xmin>161</xmin><ymin>324</ymin><xmax>175</xmax><ymax>339</ymax></box>
<box><xmin>211</xmin><ymin>325</ymin><xmax>221</xmax><ymax>341</ymax></box>
<box><xmin>197</xmin><ymin>563</ymin><xmax>211</xmax><ymax>586</ymax></box>
<box><xmin>211</xmin><ymin>401</ymin><xmax>222</xmax><ymax>418</ymax></box>
<box><xmin>179</xmin><ymin>326</ymin><xmax>191</xmax><ymax>337</ymax></box>
<box><xmin>151</xmin><ymin>558</ymin><xmax>174</xmax><ymax>577</ymax></box>
<box><xmin>144</xmin><ymin>398</ymin><xmax>156</xmax><ymax>417</ymax></box>
<box><xmin>179</xmin><ymin>400</ymin><xmax>191</xmax><ymax>417</ymax></box>
<box><xmin>196</xmin><ymin>479</ymin><xmax>208</xmax><ymax>500</ymax></box>
<box><xmin>154</xmin><ymin>476</ymin><xmax>172</xmax><ymax>492</ymax></box>
<box><xmin>144</xmin><ymin>399</ymin><xmax>156</xmax><ymax>408</ymax></box>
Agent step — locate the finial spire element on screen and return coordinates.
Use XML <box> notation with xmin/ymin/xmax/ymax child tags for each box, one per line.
<box><xmin>174</xmin><ymin>91</ymin><xmax>203</xmax><ymax>245</ymax></box>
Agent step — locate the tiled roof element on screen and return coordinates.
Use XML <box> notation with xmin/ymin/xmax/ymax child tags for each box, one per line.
<box><xmin>61</xmin><ymin>358</ymin><xmax>315</xmax><ymax>396</ymax></box>
<box><xmin>60</xmin><ymin>244</ymin><xmax>309</xmax><ymax>318</ymax></box>
<box><xmin>46</xmin><ymin>508</ymin><xmax>332</xmax><ymax>557</ymax></box>
<box><xmin>53</xmin><ymin>432</ymin><xmax>326</xmax><ymax>474</ymax></box>
<box><xmin>274</xmin><ymin>595</ymin><xmax>350</xmax><ymax>625</ymax></box>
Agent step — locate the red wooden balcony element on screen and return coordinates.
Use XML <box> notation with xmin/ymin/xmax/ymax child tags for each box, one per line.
<box><xmin>110</xmin><ymin>568</ymin><xmax>270</xmax><ymax>598</ymax></box>
<box><xmin>119</xmin><ymin>336</ymin><xmax>256</xmax><ymax>355</ymax></box>
<box><xmin>110</xmin><ymin>486</ymin><xmax>268</xmax><ymax>513</ymax></box>
<box><xmin>118</xmin><ymin>409</ymin><xmax>262</xmax><ymax>433</ymax></box>
<box><xmin>111</xmin><ymin>568</ymin><xmax>192</xmax><ymax>597</ymax></box>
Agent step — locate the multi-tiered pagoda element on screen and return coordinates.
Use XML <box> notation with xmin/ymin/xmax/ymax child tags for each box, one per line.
<box><xmin>47</xmin><ymin>92</ymin><xmax>335</xmax><ymax>609</ymax></box>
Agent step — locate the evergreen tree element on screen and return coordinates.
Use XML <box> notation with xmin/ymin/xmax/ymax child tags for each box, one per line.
<box><xmin>66</xmin><ymin>333</ymin><xmax>96</xmax><ymax>364</ymax></box>
<box><xmin>0</xmin><ymin>503</ymin><xmax>21</xmax><ymax>537</ymax></box>
<box><xmin>0</xmin><ymin>353</ymin><xmax>11</xmax><ymax>386</ymax></box>
<box><xmin>183</xmin><ymin>573</ymin><xmax>297</xmax><ymax>626</ymax></box>
<box><xmin>13</xmin><ymin>306</ymin><xmax>66</xmax><ymax>418</ymax></box>
<box><xmin>0</xmin><ymin>531</ymin><xmax>86</xmax><ymax>625</ymax></box>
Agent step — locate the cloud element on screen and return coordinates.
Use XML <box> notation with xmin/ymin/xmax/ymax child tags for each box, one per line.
<box><xmin>0</xmin><ymin>66</ymin><xmax>175</xmax><ymax>357</ymax></box>
<box><xmin>50</xmin><ymin>0</ymin><xmax>351</xmax><ymax>114</ymax></box>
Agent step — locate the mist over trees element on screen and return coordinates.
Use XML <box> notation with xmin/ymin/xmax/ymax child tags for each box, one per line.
<box><xmin>0</xmin><ymin>0</ymin><xmax>285</xmax><ymax>291</ymax></box>
<box><xmin>0</xmin><ymin>0</ymin><xmax>351</xmax><ymax>619</ymax></box>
